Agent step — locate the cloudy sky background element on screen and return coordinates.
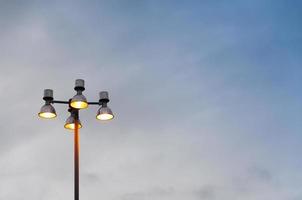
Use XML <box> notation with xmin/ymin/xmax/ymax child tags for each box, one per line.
<box><xmin>0</xmin><ymin>0</ymin><xmax>301</xmax><ymax>199</ymax></box>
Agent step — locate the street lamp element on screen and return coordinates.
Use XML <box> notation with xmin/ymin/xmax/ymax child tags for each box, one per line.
<box><xmin>38</xmin><ymin>79</ymin><xmax>114</xmax><ymax>200</ymax></box>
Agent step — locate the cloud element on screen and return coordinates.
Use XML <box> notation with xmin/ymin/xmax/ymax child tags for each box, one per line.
<box><xmin>195</xmin><ymin>185</ymin><xmax>217</xmax><ymax>200</ymax></box>
<box><xmin>0</xmin><ymin>1</ymin><xmax>301</xmax><ymax>200</ymax></box>
<box><xmin>120</xmin><ymin>187</ymin><xmax>175</xmax><ymax>200</ymax></box>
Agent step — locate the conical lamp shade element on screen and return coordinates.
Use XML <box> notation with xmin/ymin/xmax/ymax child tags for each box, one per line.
<box><xmin>96</xmin><ymin>106</ymin><xmax>114</xmax><ymax>121</ymax></box>
<box><xmin>70</xmin><ymin>94</ymin><xmax>88</xmax><ymax>109</ymax></box>
<box><xmin>38</xmin><ymin>104</ymin><xmax>57</xmax><ymax>119</ymax></box>
<box><xmin>64</xmin><ymin>115</ymin><xmax>82</xmax><ymax>130</ymax></box>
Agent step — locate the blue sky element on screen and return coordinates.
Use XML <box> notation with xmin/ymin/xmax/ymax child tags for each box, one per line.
<box><xmin>0</xmin><ymin>1</ymin><xmax>301</xmax><ymax>199</ymax></box>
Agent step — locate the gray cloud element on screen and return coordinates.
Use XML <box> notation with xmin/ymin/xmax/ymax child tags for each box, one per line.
<box><xmin>248</xmin><ymin>166</ymin><xmax>273</xmax><ymax>183</ymax></box>
<box><xmin>195</xmin><ymin>185</ymin><xmax>217</xmax><ymax>200</ymax></box>
<box><xmin>120</xmin><ymin>187</ymin><xmax>175</xmax><ymax>200</ymax></box>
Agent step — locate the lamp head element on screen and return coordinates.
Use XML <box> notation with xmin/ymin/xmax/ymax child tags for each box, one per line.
<box><xmin>70</xmin><ymin>94</ymin><xmax>88</xmax><ymax>109</ymax></box>
<box><xmin>64</xmin><ymin>114</ymin><xmax>82</xmax><ymax>130</ymax></box>
<box><xmin>38</xmin><ymin>89</ymin><xmax>56</xmax><ymax>119</ymax></box>
<box><xmin>96</xmin><ymin>91</ymin><xmax>114</xmax><ymax>121</ymax></box>
<box><xmin>96</xmin><ymin>106</ymin><xmax>114</xmax><ymax>121</ymax></box>
<box><xmin>38</xmin><ymin>103</ymin><xmax>57</xmax><ymax>119</ymax></box>
<box><xmin>70</xmin><ymin>79</ymin><xmax>88</xmax><ymax>109</ymax></box>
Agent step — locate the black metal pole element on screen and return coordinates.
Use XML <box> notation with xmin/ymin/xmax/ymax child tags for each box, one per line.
<box><xmin>74</xmin><ymin>110</ymin><xmax>79</xmax><ymax>200</ymax></box>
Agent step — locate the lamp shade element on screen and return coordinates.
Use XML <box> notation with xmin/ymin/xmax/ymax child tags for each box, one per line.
<box><xmin>38</xmin><ymin>104</ymin><xmax>57</xmax><ymax>119</ymax></box>
<box><xmin>96</xmin><ymin>106</ymin><xmax>114</xmax><ymax>121</ymax></box>
<box><xmin>64</xmin><ymin>115</ymin><xmax>82</xmax><ymax>130</ymax></box>
<box><xmin>70</xmin><ymin>94</ymin><xmax>88</xmax><ymax>109</ymax></box>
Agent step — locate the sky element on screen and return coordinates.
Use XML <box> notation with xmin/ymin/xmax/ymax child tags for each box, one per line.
<box><xmin>0</xmin><ymin>0</ymin><xmax>301</xmax><ymax>199</ymax></box>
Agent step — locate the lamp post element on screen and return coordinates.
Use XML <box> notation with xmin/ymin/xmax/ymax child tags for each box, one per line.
<box><xmin>38</xmin><ymin>79</ymin><xmax>114</xmax><ymax>200</ymax></box>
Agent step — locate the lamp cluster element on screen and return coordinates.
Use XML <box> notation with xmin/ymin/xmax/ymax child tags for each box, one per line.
<box><xmin>38</xmin><ymin>79</ymin><xmax>114</xmax><ymax>130</ymax></box>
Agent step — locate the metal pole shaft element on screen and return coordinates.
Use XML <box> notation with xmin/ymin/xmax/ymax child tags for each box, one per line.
<box><xmin>74</xmin><ymin>112</ymin><xmax>79</xmax><ymax>200</ymax></box>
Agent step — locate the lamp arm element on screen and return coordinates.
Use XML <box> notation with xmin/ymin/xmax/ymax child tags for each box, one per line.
<box><xmin>51</xmin><ymin>100</ymin><xmax>102</xmax><ymax>105</ymax></box>
<box><xmin>87</xmin><ymin>102</ymin><xmax>100</xmax><ymax>105</ymax></box>
<box><xmin>52</xmin><ymin>100</ymin><xmax>70</xmax><ymax>104</ymax></box>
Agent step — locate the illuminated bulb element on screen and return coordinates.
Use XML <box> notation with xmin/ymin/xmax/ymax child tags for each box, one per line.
<box><xmin>96</xmin><ymin>106</ymin><xmax>114</xmax><ymax>121</ymax></box>
<box><xmin>64</xmin><ymin>122</ymin><xmax>82</xmax><ymax>130</ymax></box>
<box><xmin>70</xmin><ymin>94</ymin><xmax>88</xmax><ymax>109</ymax></box>
<box><xmin>38</xmin><ymin>104</ymin><xmax>57</xmax><ymax>119</ymax></box>
<box><xmin>64</xmin><ymin>114</ymin><xmax>82</xmax><ymax>130</ymax></box>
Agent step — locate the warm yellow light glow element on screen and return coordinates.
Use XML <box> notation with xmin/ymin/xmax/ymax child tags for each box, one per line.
<box><xmin>38</xmin><ymin>112</ymin><xmax>56</xmax><ymax>119</ymax></box>
<box><xmin>96</xmin><ymin>113</ymin><xmax>114</xmax><ymax>121</ymax></box>
<box><xmin>70</xmin><ymin>101</ymin><xmax>88</xmax><ymax>109</ymax></box>
<box><xmin>64</xmin><ymin>123</ymin><xmax>82</xmax><ymax>130</ymax></box>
